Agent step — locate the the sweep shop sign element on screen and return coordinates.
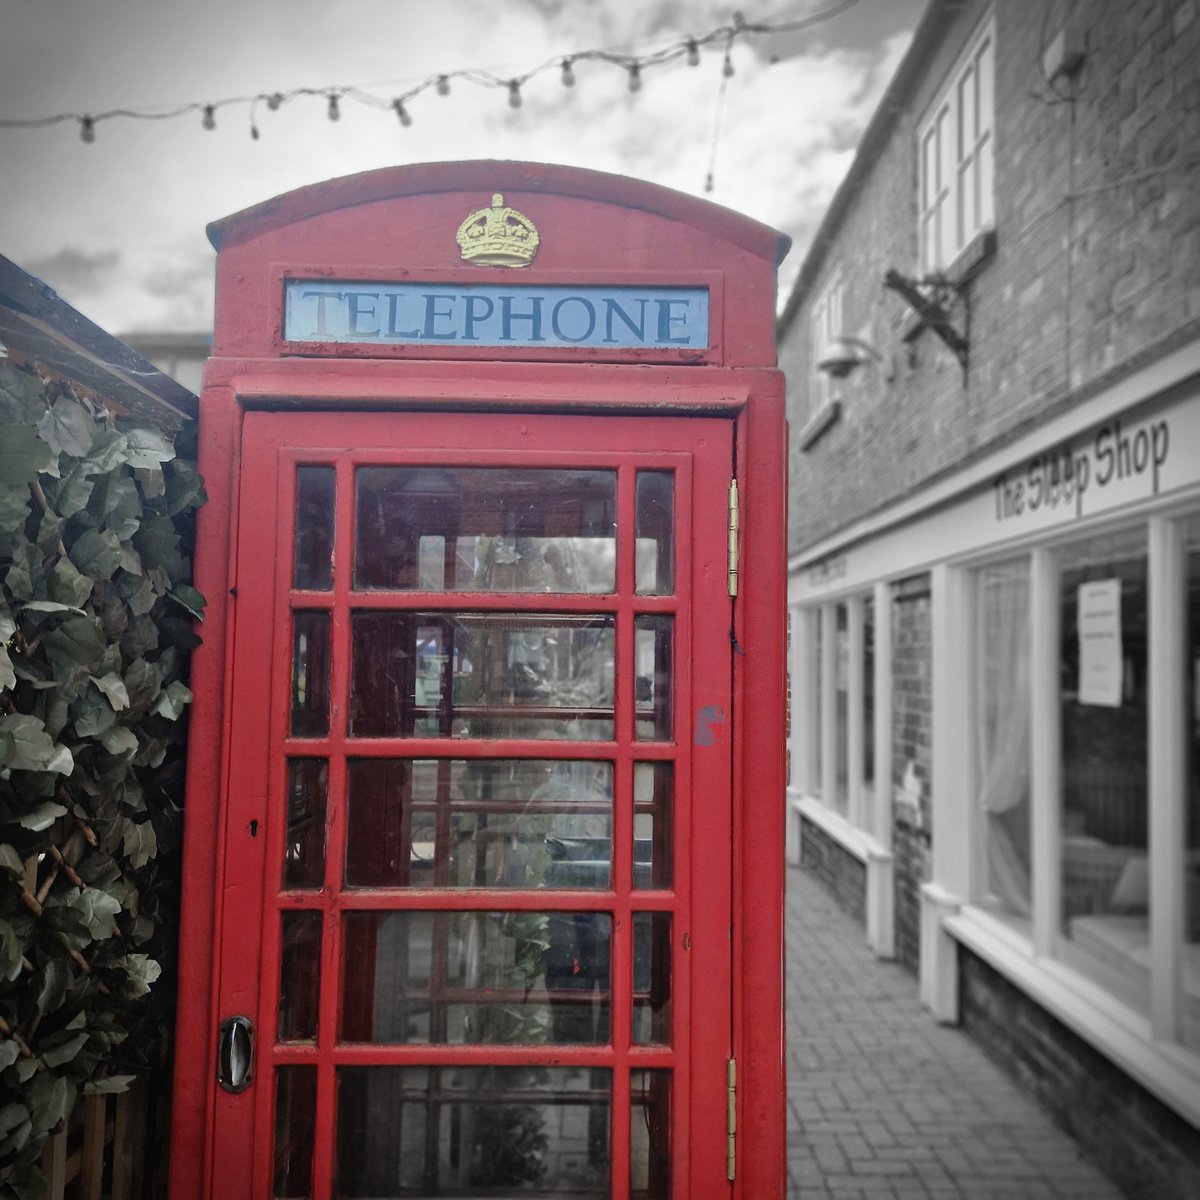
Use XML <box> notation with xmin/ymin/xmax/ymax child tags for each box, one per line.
<box><xmin>283</xmin><ymin>280</ymin><xmax>709</xmax><ymax>350</ymax></box>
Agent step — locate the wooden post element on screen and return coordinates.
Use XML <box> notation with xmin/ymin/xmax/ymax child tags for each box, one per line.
<box><xmin>40</xmin><ymin>1127</ymin><xmax>67</xmax><ymax>1200</ymax></box>
<box><xmin>81</xmin><ymin>1093</ymin><xmax>107</xmax><ymax>1200</ymax></box>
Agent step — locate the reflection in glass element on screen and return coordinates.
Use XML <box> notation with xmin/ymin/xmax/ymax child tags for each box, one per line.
<box><xmin>632</xmin><ymin>913</ymin><xmax>671</xmax><ymax>1044</ymax></box>
<box><xmin>291</xmin><ymin>612</ymin><xmax>330</xmax><ymax>738</ymax></box>
<box><xmin>1057</xmin><ymin>528</ymin><xmax>1149</xmax><ymax>1016</ymax></box>
<box><xmin>273</xmin><ymin>1065</ymin><xmax>316</xmax><ymax>1199</ymax></box>
<box><xmin>294</xmin><ymin>466</ymin><xmax>335</xmax><ymax>591</ymax></box>
<box><xmin>631</xmin><ymin>1070</ymin><xmax>671</xmax><ymax>1200</ymax></box>
<box><xmin>278</xmin><ymin>911</ymin><xmax>321</xmax><ymax>1041</ymax></box>
<box><xmin>834</xmin><ymin>602</ymin><xmax>849</xmax><ymax>814</ymax></box>
<box><xmin>355</xmin><ymin>467</ymin><xmax>616</xmax><ymax>593</ymax></box>
<box><xmin>350</xmin><ymin>612</ymin><xmax>615</xmax><ymax>739</ymax></box>
<box><xmin>635</xmin><ymin>617</ymin><xmax>673</xmax><ymax>741</ymax></box>
<box><xmin>635</xmin><ymin>472</ymin><xmax>674</xmax><ymax>595</ymax></box>
<box><xmin>345</xmin><ymin>759</ymin><xmax>613</xmax><ymax>889</ymax></box>
<box><xmin>633</xmin><ymin>763</ymin><xmax>673</xmax><ymax>889</ymax></box>
<box><xmin>336</xmin><ymin>1065</ymin><xmax>611</xmax><ymax>1198</ymax></box>
<box><xmin>862</xmin><ymin>596</ymin><xmax>876</xmax><ymax>825</ymax></box>
<box><xmin>1183</xmin><ymin>514</ymin><xmax>1200</xmax><ymax>1052</ymax></box>
<box><xmin>284</xmin><ymin>759</ymin><xmax>327</xmax><ymax>890</ymax></box>
<box><xmin>340</xmin><ymin>911</ymin><xmax>611</xmax><ymax>1045</ymax></box>
<box><xmin>976</xmin><ymin>560</ymin><xmax>1031</xmax><ymax>921</ymax></box>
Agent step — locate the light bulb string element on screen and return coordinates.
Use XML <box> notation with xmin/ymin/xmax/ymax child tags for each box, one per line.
<box><xmin>0</xmin><ymin>1</ymin><xmax>860</xmax><ymax>139</ymax></box>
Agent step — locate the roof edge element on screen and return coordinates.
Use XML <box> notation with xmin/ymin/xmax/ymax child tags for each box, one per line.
<box><xmin>207</xmin><ymin>159</ymin><xmax>791</xmax><ymax>266</ymax></box>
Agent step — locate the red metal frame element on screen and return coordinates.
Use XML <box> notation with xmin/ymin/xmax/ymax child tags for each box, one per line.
<box><xmin>172</xmin><ymin>161</ymin><xmax>788</xmax><ymax>1200</ymax></box>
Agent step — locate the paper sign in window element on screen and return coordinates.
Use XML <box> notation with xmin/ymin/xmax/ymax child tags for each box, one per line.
<box><xmin>1077</xmin><ymin>578</ymin><xmax>1122</xmax><ymax>707</ymax></box>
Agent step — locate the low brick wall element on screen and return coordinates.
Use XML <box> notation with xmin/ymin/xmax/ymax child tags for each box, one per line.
<box><xmin>959</xmin><ymin>947</ymin><xmax>1200</xmax><ymax>1200</ymax></box>
<box><xmin>799</xmin><ymin>816</ymin><xmax>867</xmax><ymax>925</ymax></box>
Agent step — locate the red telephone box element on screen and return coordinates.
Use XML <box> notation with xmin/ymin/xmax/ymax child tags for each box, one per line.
<box><xmin>171</xmin><ymin>161</ymin><xmax>789</xmax><ymax>1200</ymax></box>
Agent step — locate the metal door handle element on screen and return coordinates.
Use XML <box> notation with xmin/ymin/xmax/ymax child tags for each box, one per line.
<box><xmin>217</xmin><ymin>1015</ymin><xmax>254</xmax><ymax>1093</ymax></box>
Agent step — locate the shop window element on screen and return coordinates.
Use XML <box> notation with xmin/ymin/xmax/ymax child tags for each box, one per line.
<box><xmin>974</xmin><ymin>559</ymin><xmax>1031</xmax><ymax>925</ymax></box>
<box><xmin>1056</xmin><ymin>527</ymin><xmax>1149</xmax><ymax>1016</ymax></box>
<box><xmin>918</xmin><ymin>14</ymin><xmax>995</xmax><ymax>275</ymax></box>
<box><xmin>1184</xmin><ymin>515</ymin><xmax>1200</xmax><ymax>1051</ymax></box>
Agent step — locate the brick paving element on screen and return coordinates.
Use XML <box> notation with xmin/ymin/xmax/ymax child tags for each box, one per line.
<box><xmin>785</xmin><ymin>865</ymin><xmax>1125</xmax><ymax>1199</ymax></box>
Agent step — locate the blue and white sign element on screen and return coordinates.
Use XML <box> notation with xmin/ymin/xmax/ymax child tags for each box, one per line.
<box><xmin>284</xmin><ymin>281</ymin><xmax>709</xmax><ymax>350</ymax></box>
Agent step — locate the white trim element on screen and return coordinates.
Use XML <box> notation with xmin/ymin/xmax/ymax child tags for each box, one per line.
<box><xmin>945</xmin><ymin>905</ymin><xmax>1200</xmax><ymax>1126</ymax></box>
<box><xmin>789</xmin><ymin>338</ymin><xmax>1200</xmax><ymax>577</ymax></box>
<box><xmin>847</xmin><ymin>594</ymin><xmax>866</xmax><ymax>830</ymax></box>
<box><xmin>820</xmin><ymin>602</ymin><xmax>838</xmax><ymax>813</ymax></box>
<box><xmin>920</xmin><ymin>882</ymin><xmax>963</xmax><ymax>1021</ymax></box>
<box><xmin>872</xmin><ymin>580</ymin><xmax>894</xmax><ymax>852</ymax></box>
<box><xmin>1029</xmin><ymin>547</ymin><xmax>1061</xmax><ymax>958</ymax></box>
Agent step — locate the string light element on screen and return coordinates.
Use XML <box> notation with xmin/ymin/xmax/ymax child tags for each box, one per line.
<box><xmin>393</xmin><ymin>99</ymin><xmax>413</xmax><ymax>128</ymax></box>
<box><xmin>0</xmin><ymin>1</ymin><xmax>863</xmax><ymax>155</ymax></box>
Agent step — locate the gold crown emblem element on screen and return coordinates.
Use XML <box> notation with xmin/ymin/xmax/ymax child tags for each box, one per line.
<box><xmin>456</xmin><ymin>193</ymin><xmax>539</xmax><ymax>267</ymax></box>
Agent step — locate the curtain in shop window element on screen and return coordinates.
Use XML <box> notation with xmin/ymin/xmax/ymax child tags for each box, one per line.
<box><xmin>976</xmin><ymin>562</ymin><xmax>1032</xmax><ymax>916</ymax></box>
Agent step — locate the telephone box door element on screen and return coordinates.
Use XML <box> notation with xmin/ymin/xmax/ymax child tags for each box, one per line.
<box><xmin>209</xmin><ymin>408</ymin><xmax>736</xmax><ymax>1199</ymax></box>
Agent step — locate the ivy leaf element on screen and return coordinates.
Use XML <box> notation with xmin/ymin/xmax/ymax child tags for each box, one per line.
<box><xmin>0</xmin><ymin>1103</ymin><xmax>32</xmax><ymax>1162</ymax></box>
<box><xmin>121</xmin><ymin>820</ymin><xmax>157</xmax><ymax>869</ymax></box>
<box><xmin>16</xmin><ymin>802</ymin><xmax>68</xmax><ymax>831</ymax></box>
<box><xmin>151</xmin><ymin>679</ymin><xmax>193</xmax><ymax>720</ymax></box>
<box><xmin>0</xmin><ymin>426</ymin><xmax>53</xmax><ymax>484</ymax></box>
<box><xmin>0</xmin><ymin>362</ymin><xmax>47</xmax><ymax>419</ymax></box>
<box><xmin>74</xmin><ymin>698</ymin><xmax>116</xmax><ymax>737</ymax></box>
<box><xmin>40</xmin><ymin>1029</ymin><xmax>89</xmax><ymax>1070</ymax></box>
<box><xmin>21</xmin><ymin>601</ymin><xmax>86</xmax><ymax>617</ymax></box>
<box><xmin>133</xmin><ymin>515</ymin><xmax>179</xmax><ymax>569</ymax></box>
<box><xmin>0</xmin><ymin>1040</ymin><xmax>20</xmax><ymax>1072</ymax></box>
<box><xmin>0</xmin><ymin>844</ymin><xmax>25</xmax><ymax>877</ymax></box>
<box><xmin>75</xmin><ymin>887</ymin><xmax>122</xmax><ymax>939</ymax></box>
<box><xmin>0</xmin><ymin>714</ymin><xmax>71</xmax><ymax>774</ymax></box>
<box><xmin>100</xmin><ymin>725</ymin><xmax>138</xmax><ymax>759</ymax></box>
<box><xmin>46</xmin><ymin>461</ymin><xmax>95</xmax><ymax>518</ymax></box>
<box><xmin>168</xmin><ymin>583</ymin><xmax>207</xmax><ymax>622</ymax></box>
<box><xmin>35</xmin><ymin>958</ymin><xmax>73</xmax><ymax>1016</ymax></box>
<box><xmin>37</xmin><ymin>397</ymin><xmax>97</xmax><ymax>458</ymax></box>
<box><xmin>0</xmin><ymin>613</ymin><xmax>14</xmax><ymax>642</ymax></box>
<box><xmin>123</xmin><ymin>427</ymin><xmax>175</xmax><ymax>469</ymax></box>
<box><xmin>42</xmin><ymin>615</ymin><xmax>106</xmax><ymax>672</ymax></box>
<box><xmin>80</xmin><ymin>429</ymin><xmax>128</xmax><ymax>475</ymax></box>
<box><xmin>0</xmin><ymin>918</ymin><xmax>24</xmax><ymax>977</ymax></box>
<box><xmin>83</xmin><ymin>1074</ymin><xmax>135</xmax><ymax>1095</ymax></box>
<box><xmin>0</xmin><ymin>485</ymin><xmax>31</xmax><ymax>531</ymax></box>
<box><xmin>68</xmin><ymin>527</ymin><xmax>122</xmax><ymax>581</ymax></box>
<box><xmin>166</xmin><ymin>463</ymin><xmax>206</xmax><ymax>515</ymax></box>
<box><xmin>119</xmin><ymin>952</ymin><xmax>161</xmax><ymax>998</ymax></box>
<box><xmin>90</xmin><ymin>672</ymin><xmax>130</xmax><ymax>711</ymax></box>
<box><xmin>0</xmin><ymin>645</ymin><xmax>15</xmax><ymax>694</ymax></box>
<box><xmin>50</xmin><ymin>559</ymin><xmax>94</xmax><ymax>609</ymax></box>
<box><xmin>27</xmin><ymin>1071</ymin><xmax>74</xmax><ymax>1134</ymax></box>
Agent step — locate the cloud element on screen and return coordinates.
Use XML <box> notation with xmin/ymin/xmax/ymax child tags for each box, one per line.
<box><xmin>20</xmin><ymin>247</ymin><xmax>120</xmax><ymax>296</ymax></box>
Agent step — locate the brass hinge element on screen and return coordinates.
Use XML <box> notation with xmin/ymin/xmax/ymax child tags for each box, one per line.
<box><xmin>726</xmin><ymin>1056</ymin><xmax>737</xmax><ymax>1182</ymax></box>
<box><xmin>727</xmin><ymin>479</ymin><xmax>740</xmax><ymax>597</ymax></box>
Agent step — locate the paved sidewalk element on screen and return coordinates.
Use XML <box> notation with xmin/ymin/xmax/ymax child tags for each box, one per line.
<box><xmin>785</xmin><ymin>866</ymin><xmax>1125</xmax><ymax>1199</ymax></box>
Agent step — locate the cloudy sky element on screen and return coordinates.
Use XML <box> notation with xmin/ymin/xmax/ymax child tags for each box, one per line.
<box><xmin>0</xmin><ymin>0</ymin><xmax>922</xmax><ymax>336</ymax></box>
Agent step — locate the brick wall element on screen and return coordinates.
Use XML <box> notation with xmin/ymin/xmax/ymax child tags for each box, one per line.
<box><xmin>891</xmin><ymin>576</ymin><xmax>932</xmax><ymax>975</ymax></box>
<box><xmin>782</xmin><ymin>0</ymin><xmax>1200</xmax><ymax>557</ymax></box>
<box><xmin>798</xmin><ymin>816</ymin><xmax>867</xmax><ymax>924</ymax></box>
<box><xmin>959</xmin><ymin>947</ymin><xmax>1200</xmax><ymax>1200</ymax></box>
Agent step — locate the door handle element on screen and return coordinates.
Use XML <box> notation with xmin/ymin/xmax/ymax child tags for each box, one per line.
<box><xmin>217</xmin><ymin>1015</ymin><xmax>254</xmax><ymax>1094</ymax></box>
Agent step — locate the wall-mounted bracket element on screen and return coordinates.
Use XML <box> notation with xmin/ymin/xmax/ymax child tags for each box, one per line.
<box><xmin>884</xmin><ymin>268</ymin><xmax>968</xmax><ymax>370</ymax></box>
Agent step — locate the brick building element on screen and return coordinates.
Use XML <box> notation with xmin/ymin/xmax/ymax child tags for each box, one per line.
<box><xmin>780</xmin><ymin>1</ymin><xmax>1200</xmax><ymax>1195</ymax></box>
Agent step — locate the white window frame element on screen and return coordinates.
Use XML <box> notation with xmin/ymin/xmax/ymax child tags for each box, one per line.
<box><xmin>918</xmin><ymin>13</ymin><xmax>996</xmax><ymax>275</ymax></box>
<box><xmin>809</xmin><ymin>268</ymin><xmax>843</xmax><ymax>410</ymax></box>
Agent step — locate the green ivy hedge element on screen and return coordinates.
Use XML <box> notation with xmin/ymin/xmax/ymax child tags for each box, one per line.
<box><xmin>0</xmin><ymin>360</ymin><xmax>205</xmax><ymax>1197</ymax></box>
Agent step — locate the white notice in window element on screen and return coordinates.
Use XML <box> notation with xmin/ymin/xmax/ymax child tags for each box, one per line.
<box><xmin>1078</xmin><ymin>578</ymin><xmax>1122</xmax><ymax>707</ymax></box>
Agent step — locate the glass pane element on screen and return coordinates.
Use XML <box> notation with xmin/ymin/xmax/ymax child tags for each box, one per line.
<box><xmin>284</xmin><ymin>759</ymin><xmax>327</xmax><ymax>890</ymax></box>
<box><xmin>862</xmin><ymin>597</ymin><xmax>876</xmax><ymax>828</ymax></box>
<box><xmin>351</xmin><ymin>612</ymin><xmax>615</xmax><ymax>739</ymax></box>
<box><xmin>632</xmin><ymin>913</ymin><xmax>671</xmax><ymax>1045</ymax></box>
<box><xmin>294</xmin><ymin>466</ymin><xmax>335</xmax><ymax>591</ymax></box>
<box><xmin>812</xmin><ymin>609</ymin><xmax>823</xmax><ymax>795</ymax></box>
<box><xmin>633</xmin><ymin>763</ymin><xmax>673</xmax><ymax>889</ymax></box>
<box><xmin>278</xmin><ymin>911</ymin><xmax>321</xmax><ymax>1042</ymax></box>
<box><xmin>635</xmin><ymin>472</ymin><xmax>674</xmax><ymax>595</ymax></box>
<box><xmin>291</xmin><ymin>611</ymin><xmax>330</xmax><ymax>738</ymax></box>
<box><xmin>355</xmin><ymin>467</ymin><xmax>616</xmax><ymax>593</ymax></box>
<box><xmin>631</xmin><ymin>1070</ymin><xmax>671</xmax><ymax>1200</ymax></box>
<box><xmin>336</xmin><ymin>1065</ymin><xmax>611</xmax><ymax>1198</ymax></box>
<box><xmin>834</xmin><ymin>603</ymin><xmax>849</xmax><ymax>814</ymax></box>
<box><xmin>634</xmin><ymin>617</ymin><xmax>672</xmax><ymax>742</ymax></box>
<box><xmin>1058</xmin><ymin>528</ymin><xmax>1149</xmax><ymax>1016</ymax></box>
<box><xmin>1184</xmin><ymin>514</ymin><xmax>1200</xmax><ymax>1052</ymax></box>
<box><xmin>273</xmin><ymin>1065</ymin><xmax>316</xmax><ymax>1199</ymax></box>
<box><xmin>345</xmin><ymin>759</ymin><xmax>613</xmax><ymax>889</ymax></box>
<box><xmin>340</xmin><ymin>910</ymin><xmax>611</xmax><ymax>1045</ymax></box>
<box><xmin>976</xmin><ymin>561</ymin><xmax>1031</xmax><ymax>922</ymax></box>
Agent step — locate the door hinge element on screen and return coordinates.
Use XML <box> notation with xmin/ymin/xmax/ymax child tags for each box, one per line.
<box><xmin>726</xmin><ymin>1056</ymin><xmax>737</xmax><ymax>1182</ymax></box>
<box><xmin>727</xmin><ymin>479</ymin><xmax>740</xmax><ymax>597</ymax></box>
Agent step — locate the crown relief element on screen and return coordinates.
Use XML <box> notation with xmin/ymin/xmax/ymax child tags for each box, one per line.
<box><xmin>455</xmin><ymin>193</ymin><xmax>540</xmax><ymax>267</ymax></box>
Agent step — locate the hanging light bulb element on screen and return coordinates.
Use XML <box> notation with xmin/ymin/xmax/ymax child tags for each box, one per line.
<box><xmin>79</xmin><ymin>116</ymin><xmax>95</xmax><ymax>143</ymax></box>
<box><xmin>507</xmin><ymin>80</ymin><xmax>522</xmax><ymax>108</ymax></box>
<box><xmin>627</xmin><ymin>62</ymin><xmax>642</xmax><ymax>93</ymax></box>
<box><xmin>250</xmin><ymin>123</ymin><xmax>260</xmax><ymax>140</ymax></box>
<box><xmin>723</xmin><ymin>49</ymin><xmax>735</xmax><ymax>78</ymax></box>
<box><xmin>686</xmin><ymin>38</ymin><xmax>700</xmax><ymax>66</ymax></box>
<box><xmin>393</xmin><ymin>99</ymin><xmax>413</xmax><ymax>128</ymax></box>
<box><xmin>202</xmin><ymin>105</ymin><xmax>216</xmax><ymax>131</ymax></box>
<box><xmin>561</xmin><ymin>57</ymin><xmax>576</xmax><ymax>87</ymax></box>
<box><xmin>266</xmin><ymin>92</ymin><xmax>283</xmax><ymax>111</ymax></box>
<box><xmin>327</xmin><ymin>93</ymin><xmax>340</xmax><ymax>121</ymax></box>
<box><xmin>436</xmin><ymin>74</ymin><xmax>450</xmax><ymax>96</ymax></box>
